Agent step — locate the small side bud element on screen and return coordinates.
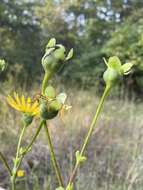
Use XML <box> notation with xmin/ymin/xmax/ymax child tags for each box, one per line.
<box><xmin>75</xmin><ymin>150</ymin><xmax>87</xmax><ymax>164</ymax></box>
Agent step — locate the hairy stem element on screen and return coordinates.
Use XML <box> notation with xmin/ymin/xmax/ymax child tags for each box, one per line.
<box><xmin>68</xmin><ymin>85</ymin><xmax>111</xmax><ymax>186</ymax></box>
<box><xmin>43</xmin><ymin>121</ymin><xmax>64</xmax><ymax>187</ymax></box>
<box><xmin>11</xmin><ymin>123</ymin><xmax>27</xmax><ymax>190</ymax></box>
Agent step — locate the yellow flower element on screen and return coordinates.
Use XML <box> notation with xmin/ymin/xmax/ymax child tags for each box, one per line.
<box><xmin>17</xmin><ymin>169</ymin><xmax>25</xmax><ymax>177</ymax></box>
<box><xmin>7</xmin><ymin>92</ymin><xmax>39</xmax><ymax>116</ymax></box>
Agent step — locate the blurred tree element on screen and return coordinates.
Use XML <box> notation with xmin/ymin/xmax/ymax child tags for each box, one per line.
<box><xmin>0</xmin><ymin>0</ymin><xmax>42</xmax><ymax>87</ymax></box>
<box><xmin>1</xmin><ymin>0</ymin><xmax>143</xmax><ymax>95</ymax></box>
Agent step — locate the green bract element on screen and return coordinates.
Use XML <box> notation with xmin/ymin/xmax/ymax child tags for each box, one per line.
<box><xmin>0</xmin><ymin>59</ymin><xmax>7</xmax><ymax>73</ymax></box>
<box><xmin>42</xmin><ymin>38</ymin><xmax>73</xmax><ymax>75</ymax></box>
<box><xmin>22</xmin><ymin>113</ymin><xmax>33</xmax><ymax>126</ymax></box>
<box><xmin>45</xmin><ymin>86</ymin><xmax>56</xmax><ymax>98</ymax></box>
<box><xmin>103</xmin><ymin>56</ymin><xmax>133</xmax><ymax>87</ymax></box>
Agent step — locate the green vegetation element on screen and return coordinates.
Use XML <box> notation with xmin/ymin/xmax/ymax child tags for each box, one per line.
<box><xmin>0</xmin><ymin>0</ymin><xmax>143</xmax><ymax>93</ymax></box>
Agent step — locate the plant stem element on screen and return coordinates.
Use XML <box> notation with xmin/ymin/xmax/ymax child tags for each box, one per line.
<box><xmin>43</xmin><ymin>121</ymin><xmax>64</xmax><ymax>187</ymax></box>
<box><xmin>0</xmin><ymin>151</ymin><xmax>12</xmax><ymax>176</ymax></box>
<box><xmin>67</xmin><ymin>85</ymin><xmax>111</xmax><ymax>186</ymax></box>
<box><xmin>42</xmin><ymin>71</ymin><xmax>52</xmax><ymax>94</ymax></box>
<box><xmin>11</xmin><ymin>123</ymin><xmax>27</xmax><ymax>190</ymax></box>
<box><xmin>15</xmin><ymin>120</ymin><xmax>45</xmax><ymax>171</ymax></box>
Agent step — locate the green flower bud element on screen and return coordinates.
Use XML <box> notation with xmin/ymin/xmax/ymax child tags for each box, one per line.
<box><xmin>41</xmin><ymin>38</ymin><xmax>73</xmax><ymax>76</ymax></box>
<box><xmin>22</xmin><ymin>113</ymin><xmax>33</xmax><ymax>126</ymax></box>
<box><xmin>40</xmin><ymin>100</ymin><xmax>62</xmax><ymax>120</ymax></box>
<box><xmin>103</xmin><ymin>56</ymin><xmax>134</xmax><ymax>87</ymax></box>
<box><xmin>49</xmin><ymin>99</ymin><xmax>62</xmax><ymax>112</ymax></box>
<box><xmin>45</xmin><ymin>86</ymin><xmax>56</xmax><ymax>98</ymax></box>
<box><xmin>53</xmin><ymin>45</ymin><xmax>65</xmax><ymax>61</ymax></box>
<box><xmin>103</xmin><ymin>68</ymin><xmax>121</xmax><ymax>87</ymax></box>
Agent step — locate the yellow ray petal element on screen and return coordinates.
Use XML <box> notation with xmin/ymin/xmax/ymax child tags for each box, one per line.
<box><xmin>14</xmin><ymin>92</ymin><xmax>21</xmax><ymax>107</ymax></box>
<box><xmin>31</xmin><ymin>101</ymin><xmax>39</xmax><ymax>112</ymax></box>
<box><xmin>21</xmin><ymin>95</ymin><xmax>26</xmax><ymax>112</ymax></box>
<box><xmin>26</xmin><ymin>97</ymin><xmax>31</xmax><ymax>112</ymax></box>
<box><xmin>7</xmin><ymin>96</ymin><xmax>21</xmax><ymax>111</ymax></box>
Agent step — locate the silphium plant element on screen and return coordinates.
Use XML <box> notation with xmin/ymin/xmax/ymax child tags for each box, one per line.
<box><xmin>64</xmin><ymin>56</ymin><xmax>134</xmax><ymax>190</ymax></box>
<box><xmin>0</xmin><ymin>38</ymin><xmax>73</xmax><ymax>190</ymax></box>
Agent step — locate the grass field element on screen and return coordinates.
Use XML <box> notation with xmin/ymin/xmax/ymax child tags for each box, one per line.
<box><xmin>0</xmin><ymin>88</ymin><xmax>143</xmax><ymax>190</ymax></box>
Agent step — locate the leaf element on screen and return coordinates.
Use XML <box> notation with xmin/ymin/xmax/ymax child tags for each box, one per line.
<box><xmin>66</xmin><ymin>48</ymin><xmax>73</xmax><ymax>60</ymax></box>
<box><xmin>56</xmin><ymin>93</ymin><xmax>67</xmax><ymax>104</ymax></box>
<box><xmin>47</xmin><ymin>38</ymin><xmax>56</xmax><ymax>48</ymax></box>
<box><xmin>75</xmin><ymin>150</ymin><xmax>86</xmax><ymax>164</ymax></box>
<box><xmin>0</xmin><ymin>59</ymin><xmax>7</xmax><ymax>72</ymax></box>
<box><xmin>121</xmin><ymin>62</ymin><xmax>133</xmax><ymax>75</ymax></box>
<box><xmin>108</xmin><ymin>56</ymin><xmax>122</xmax><ymax>73</ymax></box>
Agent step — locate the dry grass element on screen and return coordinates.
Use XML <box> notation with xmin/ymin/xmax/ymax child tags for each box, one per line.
<box><xmin>0</xmin><ymin>88</ymin><xmax>143</xmax><ymax>190</ymax></box>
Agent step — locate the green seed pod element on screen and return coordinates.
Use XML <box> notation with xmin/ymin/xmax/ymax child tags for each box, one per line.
<box><xmin>22</xmin><ymin>113</ymin><xmax>33</xmax><ymax>126</ymax></box>
<box><xmin>41</xmin><ymin>39</ymin><xmax>72</xmax><ymax>77</ymax></box>
<box><xmin>103</xmin><ymin>68</ymin><xmax>121</xmax><ymax>87</ymax></box>
<box><xmin>53</xmin><ymin>45</ymin><xmax>65</xmax><ymax>61</ymax></box>
<box><xmin>42</xmin><ymin>51</ymin><xmax>56</xmax><ymax>73</ymax></box>
<box><xmin>49</xmin><ymin>99</ymin><xmax>62</xmax><ymax>113</ymax></box>
<box><xmin>40</xmin><ymin>100</ymin><xmax>62</xmax><ymax>120</ymax></box>
<box><xmin>45</xmin><ymin>86</ymin><xmax>56</xmax><ymax>98</ymax></box>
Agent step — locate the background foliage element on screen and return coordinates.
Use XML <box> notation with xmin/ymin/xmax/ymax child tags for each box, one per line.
<box><xmin>1</xmin><ymin>0</ymin><xmax>143</xmax><ymax>94</ymax></box>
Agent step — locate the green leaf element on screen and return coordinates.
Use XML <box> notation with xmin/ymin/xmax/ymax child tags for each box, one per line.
<box><xmin>0</xmin><ymin>59</ymin><xmax>7</xmax><ymax>72</ymax></box>
<box><xmin>66</xmin><ymin>48</ymin><xmax>73</xmax><ymax>60</ymax></box>
<box><xmin>121</xmin><ymin>62</ymin><xmax>133</xmax><ymax>75</ymax></box>
<box><xmin>47</xmin><ymin>38</ymin><xmax>56</xmax><ymax>48</ymax></box>
<box><xmin>75</xmin><ymin>150</ymin><xmax>86</xmax><ymax>164</ymax></box>
<box><xmin>56</xmin><ymin>93</ymin><xmax>67</xmax><ymax>104</ymax></box>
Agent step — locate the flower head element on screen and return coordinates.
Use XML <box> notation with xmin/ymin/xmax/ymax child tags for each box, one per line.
<box><xmin>7</xmin><ymin>92</ymin><xmax>39</xmax><ymax>116</ymax></box>
<box><xmin>103</xmin><ymin>56</ymin><xmax>134</xmax><ymax>87</ymax></box>
<box><xmin>17</xmin><ymin>169</ymin><xmax>25</xmax><ymax>177</ymax></box>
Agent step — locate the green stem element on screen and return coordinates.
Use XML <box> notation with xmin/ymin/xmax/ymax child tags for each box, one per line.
<box><xmin>15</xmin><ymin>120</ymin><xmax>45</xmax><ymax>172</ymax></box>
<box><xmin>67</xmin><ymin>85</ymin><xmax>111</xmax><ymax>186</ymax></box>
<box><xmin>0</xmin><ymin>151</ymin><xmax>12</xmax><ymax>176</ymax></box>
<box><xmin>11</xmin><ymin>123</ymin><xmax>27</xmax><ymax>190</ymax></box>
<box><xmin>43</xmin><ymin>121</ymin><xmax>64</xmax><ymax>187</ymax></box>
<box><xmin>42</xmin><ymin>71</ymin><xmax>52</xmax><ymax>94</ymax></box>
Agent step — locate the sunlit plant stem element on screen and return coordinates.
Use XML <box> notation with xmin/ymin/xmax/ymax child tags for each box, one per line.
<box><xmin>43</xmin><ymin>121</ymin><xmax>64</xmax><ymax>187</ymax></box>
<box><xmin>11</xmin><ymin>123</ymin><xmax>27</xmax><ymax>190</ymax></box>
<box><xmin>42</xmin><ymin>72</ymin><xmax>64</xmax><ymax>187</ymax></box>
<box><xmin>67</xmin><ymin>85</ymin><xmax>111</xmax><ymax>187</ymax></box>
